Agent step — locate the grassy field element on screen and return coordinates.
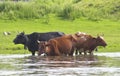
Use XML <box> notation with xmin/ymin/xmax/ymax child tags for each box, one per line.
<box><xmin>0</xmin><ymin>16</ymin><xmax>120</xmax><ymax>54</ymax></box>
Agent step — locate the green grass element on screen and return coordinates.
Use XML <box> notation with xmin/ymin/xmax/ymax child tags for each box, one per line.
<box><xmin>0</xmin><ymin>16</ymin><xmax>120</xmax><ymax>54</ymax></box>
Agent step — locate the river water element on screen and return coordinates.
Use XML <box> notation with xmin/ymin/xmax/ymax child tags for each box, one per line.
<box><xmin>0</xmin><ymin>52</ymin><xmax>120</xmax><ymax>76</ymax></box>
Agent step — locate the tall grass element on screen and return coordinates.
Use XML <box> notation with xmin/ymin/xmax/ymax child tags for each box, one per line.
<box><xmin>0</xmin><ymin>1</ymin><xmax>50</xmax><ymax>20</ymax></box>
<box><xmin>0</xmin><ymin>0</ymin><xmax>119</xmax><ymax>20</ymax></box>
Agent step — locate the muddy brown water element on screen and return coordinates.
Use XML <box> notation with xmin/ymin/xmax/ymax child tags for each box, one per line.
<box><xmin>0</xmin><ymin>53</ymin><xmax>120</xmax><ymax>76</ymax></box>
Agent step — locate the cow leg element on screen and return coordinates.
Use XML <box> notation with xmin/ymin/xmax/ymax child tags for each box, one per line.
<box><xmin>69</xmin><ymin>47</ymin><xmax>75</xmax><ymax>56</ymax></box>
<box><xmin>79</xmin><ymin>48</ymin><xmax>84</xmax><ymax>55</ymax></box>
<box><xmin>75</xmin><ymin>50</ymin><xmax>78</xmax><ymax>55</ymax></box>
<box><xmin>24</xmin><ymin>45</ymin><xmax>27</xmax><ymax>50</ymax></box>
<box><xmin>69</xmin><ymin>50</ymin><xmax>74</xmax><ymax>56</ymax></box>
<box><xmin>90</xmin><ymin>52</ymin><xmax>93</xmax><ymax>55</ymax></box>
<box><xmin>95</xmin><ymin>48</ymin><xmax>98</xmax><ymax>51</ymax></box>
<box><xmin>54</xmin><ymin>47</ymin><xmax>61</xmax><ymax>56</ymax></box>
<box><xmin>32</xmin><ymin>52</ymin><xmax>35</xmax><ymax>56</ymax></box>
<box><xmin>79</xmin><ymin>51</ymin><xmax>82</xmax><ymax>55</ymax></box>
<box><xmin>83</xmin><ymin>50</ymin><xmax>87</xmax><ymax>55</ymax></box>
<box><xmin>37</xmin><ymin>51</ymin><xmax>40</xmax><ymax>56</ymax></box>
<box><xmin>51</xmin><ymin>40</ymin><xmax>61</xmax><ymax>56</ymax></box>
<box><xmin>84</xmin><ymin>52</ymin><xmax>87</xmax><ymax>55</ymax></box>
<box><xmin>89</xmin><ymin>51</ymin><xmax>93</xmax><ymax>56</ymax></box>
<box><xmin>55</xmin><ymin>50</ymin><xmax>61</xmax><ymax>56</ymax></box>
<box><xmin>79</xmin><ymin>49</ymin><xmax>82</xmax><ymax>55</ymax></box>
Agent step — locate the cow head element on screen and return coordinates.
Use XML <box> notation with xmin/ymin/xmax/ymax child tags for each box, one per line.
<box><xmin>38</xmin><ymin>40</ymin><xmax>56</xmax><ymax>56</ymax></box>
<box><xmin>38</xmin><ymin>41</ymin><xmax>46</xmax><ymax>55</ymax></box>
<box><xmin>37</xmin><ymin>41</ymin><xmax>49</xmax><ymax>56</ymax></box>
<box><xmin>96</xmin><ymin>36</ymin><xmax>107</xmax><ymax>47</ymax></box>
<box><xmin>13</xmin><ymin>32</ymin><xmax>28</xmax><ymax>45</ymax></box>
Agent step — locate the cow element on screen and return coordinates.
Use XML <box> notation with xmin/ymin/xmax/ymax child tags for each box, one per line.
<box><xmin>13</xmin><ymin>31</ymin><xmax>65</xmax><ymax>56</ymax></box>
<box><xmin>38</xmin><ymin>32</ymin><xmax>87</xmax><ymax>56</ymax></box>
<box><xmin>75</xmin><ymin>32</ymin><xmax>94</xmax><ymax>55</ymax></box>
<box><xmin>77</xmin><ymin>35</ymin><xmax>107</xmax><ymax>55</ymax></box>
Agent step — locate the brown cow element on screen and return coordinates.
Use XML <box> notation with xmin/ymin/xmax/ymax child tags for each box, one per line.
<box><xmin>38</xmin><ymin>32</ymin><xmax>86</xmax><ymax>56</ymax></box>
<box><xmin>78</xmin><ymin>36</ymin><xmax>107</xmax><ymax>55</ymax></box>
<box><xmin>75</xmin><ymin>32</ymin><xmax>94</xmax><ymax>55</ymax></box>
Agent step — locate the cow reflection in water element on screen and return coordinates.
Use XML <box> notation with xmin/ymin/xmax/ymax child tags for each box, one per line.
<box><xmin>37</xmin><ymin>55</ymin><xmax>97</xmax><ymax>61</ymax></box>
<box><xmin>25</xmin><ymin>55</ymin><xmax>99</xmax><ymax>68</ymax></box>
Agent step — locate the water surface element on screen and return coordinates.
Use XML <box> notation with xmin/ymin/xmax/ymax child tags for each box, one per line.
<box><xmin>0</xmin><ymin>52</ymin><xmax>120</xmax><ymax>76</ymax></box>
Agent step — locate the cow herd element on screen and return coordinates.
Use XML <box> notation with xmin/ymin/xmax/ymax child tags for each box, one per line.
<box><xmin>13</xmin><ymin>31</ymin><xmax>107</xmax><ymax>56</ymax></box>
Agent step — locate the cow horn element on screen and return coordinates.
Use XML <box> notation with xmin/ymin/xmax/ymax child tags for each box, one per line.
<box><xmin>22</xmin><ymin>31</ymin><xmax>25</xmax><ymax>34</ymax></box>
<box><xmin>37</xmin><ymin>40</ymin><xmax>40</xmax><ymax>43</ymax></box>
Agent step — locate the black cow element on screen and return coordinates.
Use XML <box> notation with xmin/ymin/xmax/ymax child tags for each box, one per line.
<box><xmin>13</xmin><ymin>31</ymin><xmax>65</xmax><ymax>56</ymax></box>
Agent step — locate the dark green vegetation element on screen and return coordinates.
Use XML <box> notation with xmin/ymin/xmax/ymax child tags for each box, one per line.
<box><xmin>0</xmin><ymin>0</ymin><xmax>120</xmax><ymax>54</ymax></box>
<box><xmin>0</xmin><ymin>0</ymin><xmax>120</xmax><ymax>21</ymax></box>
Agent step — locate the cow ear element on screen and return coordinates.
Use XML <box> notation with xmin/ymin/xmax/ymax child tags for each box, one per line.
<box><xmin>20</xmin><ymin>31</ymin><xmax>25</xmax><ymax>35</ymax></box>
